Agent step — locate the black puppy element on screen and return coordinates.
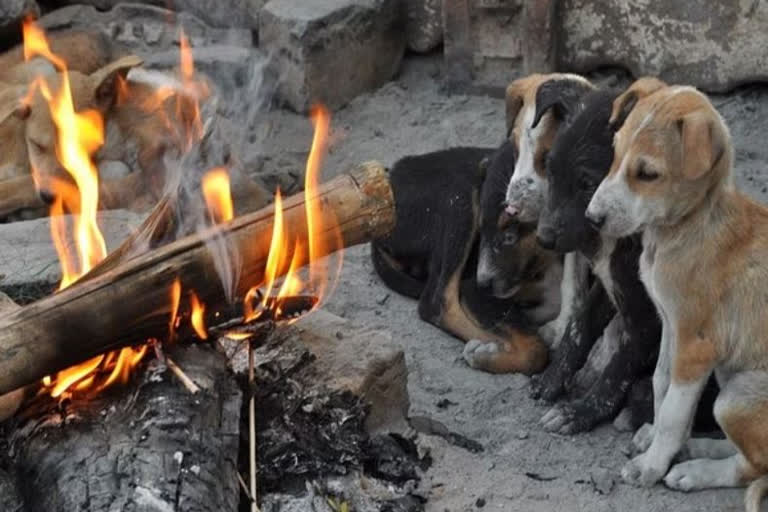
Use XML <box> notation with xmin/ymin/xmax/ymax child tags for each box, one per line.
<box><xmin>530</xmin><ymin>84</ymin><xmax>718</xmax><ymax>434</ymax></box>
<box><xmin>371</xmin><ymin>144</ymin><xmax>560</xmax><ymax>375</ymax></box>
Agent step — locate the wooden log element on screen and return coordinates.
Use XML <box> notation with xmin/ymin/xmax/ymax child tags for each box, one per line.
<box><xmin>0</xmin><ymin>162</ymin><xmax>394</xmax><ymax>395</ymax></box>
<box><xmin>10</xmin><ymin>343</ymin><xmax>242</xmax><ymax>512</ymax></box>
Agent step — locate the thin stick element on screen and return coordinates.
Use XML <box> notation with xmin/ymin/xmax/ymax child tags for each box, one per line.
<box><xmin>248</xmin><ymin>338</ymin><xmax>260</xmax><ymax>512</ymax></box>
<box><xmin>237</xmin><ymin>472</ymin><xmax>253</xmax><ymax>503</ymax></box>
<box><xmin>165</xmin><ymin>356</ymin><xmax>200</xmax><ymax>394</ymax></box>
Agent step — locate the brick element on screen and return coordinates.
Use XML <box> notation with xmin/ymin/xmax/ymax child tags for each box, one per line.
<box><xmin>259</xmin><ymin>0</ymin><xmax>405</xmax><ymax>112</ymax></box>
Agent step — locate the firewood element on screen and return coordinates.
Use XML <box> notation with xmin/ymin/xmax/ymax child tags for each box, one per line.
<box><xmin>0</xmin><ymin>162</ymin><xmax>394</xmax><ymax>395</ymax></box>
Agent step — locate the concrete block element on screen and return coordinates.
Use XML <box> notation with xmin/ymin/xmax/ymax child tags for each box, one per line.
<box><xmin>259</xmin><ymin>0</ymin><xmax>405</xmax><ymax>112</ymax></box>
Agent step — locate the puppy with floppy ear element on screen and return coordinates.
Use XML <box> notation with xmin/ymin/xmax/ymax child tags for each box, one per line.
<box><xmin>587</xmin><ymin>81</ymin><xmax>768</xmax><ymax>511</ymax></box>
<box><xmin>503</xmin><ymin>73</ymin><xmax>594</xmax><ymax>224</ymax></box>
<box><xmin>372</xmin><ymin>143</ymin><xmax>561</xmax><ymax>375</ymax></box>
<box><xmin>608</xmin><ymin>77</ymin><xmax>667</xmax><ymax>128</ymax></box>
<box><xmin>503</xmin><ymin>74</ymin><xmax>596</xmax><ymax>350</ymax></box>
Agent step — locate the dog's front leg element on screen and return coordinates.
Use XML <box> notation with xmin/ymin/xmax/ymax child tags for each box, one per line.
<box><xmin>631</xmin><ymin>308</ymin><xmax>672</xmax><ymax>453</ymax></box>
<box><xmin>538</xmin><ymin>252</ymin><xmax>590</xmax><ymax>346</ymax></box>
<box><xmin>622</xmin><ymin>334</ymin><xmax>714</xmax><ymax>487</ymax></box>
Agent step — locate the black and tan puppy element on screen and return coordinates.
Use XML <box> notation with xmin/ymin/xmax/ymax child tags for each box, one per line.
<box><xmin>372</xmin><ymin>143</ymin><xmax>562</xmax><ymax>375</ymax></box>
<box><xmin>531</xmin><ymin>84</ymin><xmax>718</xmax><ymax>434</ymax></box>
<box><xmin>529</xmin><ymin>86</ymin><xmax>659</xmax><ymax>434</ymax></box>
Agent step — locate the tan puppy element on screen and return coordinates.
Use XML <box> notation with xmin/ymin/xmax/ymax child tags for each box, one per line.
<box><xmin>15</xmin><ymin>56</ymin><xmax>270</xmax><ymax>214</ymax></box>
<box><xmin>586</xmin><ymin>80</ymin><xmax>768</xmax><ymax>511</ymax></box>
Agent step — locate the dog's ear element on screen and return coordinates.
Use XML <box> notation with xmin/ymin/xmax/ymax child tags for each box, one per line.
<box><xmin>531</xmin><ymin>79</ymin><xmax>593</xmax><ymax>129</ymax></box>
<box><xmin>505</xmin><ymin>81</ymin><xmax>526</xmax><ymax>137</ymax></box>
<box><xmin>679</xmin><ymin>111</ymin><xmax>727</xmax><ymax>180</ymax></box>
<box><xmin>610</xmin><ymin>77</ymin><xmax>667</xmax><ymax>128</ymax></box>
<box><xmin>90</xmin><ymin>55</ymin><xmax>144</xmax><ymax>109</ymax></box>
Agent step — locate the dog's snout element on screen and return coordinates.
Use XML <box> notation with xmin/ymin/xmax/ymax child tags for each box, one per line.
<box><xmin>586</xmin><ymin>211</ymin><xmax>606</xmax><ymax>230</ymax></box>
<box><xmin>505</xmin><ymin>204</ymin><xmax>519</xmax><ymax>218</ymax></box>
<box><xmin>38</xmin><ymin>189</ymin><xmax>56</xmax><ymax>205</ymax></box>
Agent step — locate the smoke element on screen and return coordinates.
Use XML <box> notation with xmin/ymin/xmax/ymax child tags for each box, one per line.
<box><xmin>119</xmin><ymin>49</ymin><xmax>278</xmax><ymax>304</ymax></box>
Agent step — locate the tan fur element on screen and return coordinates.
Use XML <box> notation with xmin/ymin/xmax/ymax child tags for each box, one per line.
<box><xmin>609</xmin><ymin>77</ymin><xmax>667</xmax><ymax>126</ymax></box>
<box><xmin>18</xmin><ymin>56</ymin><xmax>270</xmax><ymax>214</ymax></box>
<box><xmin>441</xmin><ymin>233</ymin><xmax>549</xmax><ymax>375</ymax></box>
<box><xmin>598</xmin><ymin>80</ymin><xmax>768</xmax><ymax>504</ymax></box>
<box><xmin>505</xmin><ymin>73</ymin><xmax>584</xmax><ymax>178</ymax></box>
<box><xmin>0</xmin><ymin>30</ymin><xmax>122</xmax><ymax>84</ymax></box>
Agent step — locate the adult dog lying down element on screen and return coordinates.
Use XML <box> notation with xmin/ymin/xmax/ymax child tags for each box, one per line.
<box><xmin>372</xmin><ymin>143</ymin><xmax>562</xmax><ymax>375</ymax></box>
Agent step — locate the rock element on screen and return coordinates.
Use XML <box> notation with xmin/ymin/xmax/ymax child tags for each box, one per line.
<box><xmin>295</xmin><ymin>310</ymin><xmax>410</xmax><ymax>433</ymax></box>
<box><xmin>38</xmin><ymin>3</ymin><xmax>251</xmax><ymax>57</ymax></box>
<box><xmin>143</xmin><ymin>44</ymin><xmax>270</xmax><ymax>99</ymax></box>
<box><xmin>0</xmin><ymin>0</ymin><xmax>38</xmax><ymax>41</ymax></box>
<box><xmin>560</xmin><ymin>0</ymin><xmax>768</xmax><ymax>92</ymax></box>
<box><xmin>259</xmin><ymin>0</ymin><xmax>405</xmax><ymax>112</ymax></box>
<box><xmin>404</xmin><ymin>0</ymin><xmax>442</xmax><ymax>53</ymax></box>
<box><xmin>55</xmin><ymin>0</ymin><xmax>265</xmax><ymax>30</ymax></box>
<box><xmin>0</xmin><ymin>210</ymin><xmax>142</xmax><ymax>289</ymax></box>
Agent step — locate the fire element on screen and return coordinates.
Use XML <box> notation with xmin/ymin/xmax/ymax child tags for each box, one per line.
<box><xmin>241</xmin><ymin>104</ymin><xmax>342</xmax><ymax>323</ymax></box>
<box><xmin>202</xmin><ymin>167</ymin><xmax>234</xmax><ymax>224</ymax></box>
<box><xmin>23</xmin><ymin>20</ymin><xmax>147</xmax><ymax>397</ymax></box>
<box><xmin>22</xmin><ymin>21</ymin><xmax>344</xmax><ymax>401</ymax></box>
<box><xmin>189</xmin><ymin>292</ymin><xmax>208</xmax><ymax>340</ymax></box>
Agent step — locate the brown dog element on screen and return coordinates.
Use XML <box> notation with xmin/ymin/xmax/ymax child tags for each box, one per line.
<box><xmin>9</xmin><ymin>55</ymin><xmax>269</xmax><ymax>215</ymax></box>
<box><xmin>587</xmin><ymin>80</ymin><xmax>768</xmax><ymax>511</ymax></box>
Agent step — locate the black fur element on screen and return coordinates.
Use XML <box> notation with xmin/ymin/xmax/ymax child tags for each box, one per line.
<box><xmin>371</xmin><ymin>145</ymin><xmax>534</xmax><ymax>334</ymax></box>
<box><xmin>530</xmin><ymin>87</ymin><xmax>718</xmax><ymax>434</ymax></box>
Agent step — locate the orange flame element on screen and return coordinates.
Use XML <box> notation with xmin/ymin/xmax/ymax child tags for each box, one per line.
<box><xmin>190</xmin><ymin>292</ymin><xmax>208</xmax><ymax>340</ymax></box>
<box><xmin>24</xmin><ymin>20</ymin><xmax>148</xmax><ymax>397</ymax></box>
<box><xmin>169</xmin><ymin>277</ymin><xmax>182</xmax><ymax>339</ymax></box>
<box><xmin>242</xmin><ymin>104</ymin><xmax>342</xmax><ymax>323</ymax></box>
<box><xmin>202</xmin><ymin>167</ymin><xmax>234</xmax><ymax>224</ymax></box>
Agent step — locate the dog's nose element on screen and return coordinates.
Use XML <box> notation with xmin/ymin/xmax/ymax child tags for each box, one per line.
<box><xmin>586</xmin><ymin>212</ymin><xmax>606</xmax><ymax>230</ymax></box>
<box><xmin>38</xmin><ymin>189</ymin><xmax>56</xmax><ymax>205</ymax></box>
<box><xmin>505</xmin><ymin>204</ymin><xmax>519</xmax><ymax>217</ymax></box>
<box><xmin>536</xmin><ymin>226</ymin><xmax>556</xmax><ymax>250</ymax></box>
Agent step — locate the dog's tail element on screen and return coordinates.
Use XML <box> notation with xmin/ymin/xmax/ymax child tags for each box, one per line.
<box><xmin>746</xmin><ymin>475</ymin><xmax>768</xmax><ymax>512</ymax></box>
<box><xmin>370</xmin><ymin>243</ymin><xmax>424</xmax><ymax>299</ymax></box>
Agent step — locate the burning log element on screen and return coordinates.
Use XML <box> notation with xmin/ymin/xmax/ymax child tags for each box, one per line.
<box><xmin>8</xmin><ymin>343</ymin><xmax>242</xmax><ymax>512</ymax></box>
<box><xmin>0</xmin><ymin>162</ymin><xmax>394</xmax><ymax>395</ymax></box>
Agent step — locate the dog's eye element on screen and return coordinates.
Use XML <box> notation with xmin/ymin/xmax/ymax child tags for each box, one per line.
<box><xmin>636</xmin><ymin>162</ymin><xmax>659</xmax><ymax>182</ymax></box>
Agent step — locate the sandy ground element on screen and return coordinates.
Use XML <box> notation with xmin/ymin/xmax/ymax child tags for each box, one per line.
<box><xmin>252</xmin><ymin>55</ymin><xmax>768</xmax><ymax>512</ymax></box>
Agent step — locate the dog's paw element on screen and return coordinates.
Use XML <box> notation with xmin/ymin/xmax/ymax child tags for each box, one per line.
<box><xmin>621</xmin><ymin>453</ymin><xmax>666</xmax><ymax>488</ymax></box>
<box><xmin>463</xmin><ymin>339</ymin><xmax>500</xmax><ymax>372</ymax></box>
<box><xmin>632</xmin><ymin>423</ymin><xmax>655</xmax><ymax>453</ymax></box>
<box><xmin>540</xmin><ymin>400</ymin><xmax>604</xmax><ymax>435</ymax></box>
<box><xmin>540</xmin><ymin>404</ymin><xmax>578</xmax><ymax>434</ymax></box>
<box><xmin>664</xmin><ymin>461</ymin><xmax>706</xmax><ymax>492</ymax></box>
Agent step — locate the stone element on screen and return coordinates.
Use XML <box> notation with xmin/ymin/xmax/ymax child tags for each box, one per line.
<box><xmin>294</xmin><ymin>309</ymin><xmax>410</xmax><ymax>433</ymax></box>
<box><xmin>38</xmin><ymin>3</ymin><xmax>251</xmax><ymax>57</ymax></box>
<box><xmin>560</xmin><ymin>0</ymin><xmax>768</xmax><ymax>92</ymax></box>
<box><xmin>0</xmin><ymin>210</ymin><xmax>142</xmax><ymax>288</ymax></box>
<box><xmin>259</xmin><ymin>0</ymin><xmax>405</xmax><ymax>112</ymax></box>
<box><xmin>54</xmin><ymin>0</ymin><xmax>265</xmax><ymax>30</ymax></box>
<box><xmin>0</xmin><ymin>0</ymin><xmax>38</xmax><ymax>41</ymax></box>
<box><xmin>142</xmin><ymin>44</ymin><xmax>270</xmax><ymax>99</ymax></box>
<box><xmin>404</xmin><ymin>0</ymin><xmax>442</xmax><ymax>53</ymax></box>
